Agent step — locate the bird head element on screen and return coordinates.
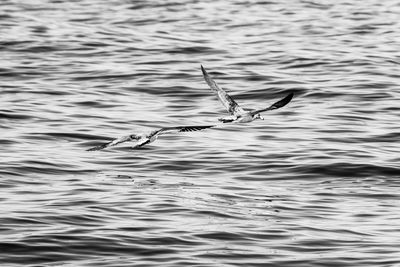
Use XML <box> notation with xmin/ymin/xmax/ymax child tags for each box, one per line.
<box><xmin>255</xmin><ymin>114</ymin><xmax>264</xmax><ymax>120</ymax></box>
<box><xmin>130</xmin><ymin>134</ymin><xmax>141</xmax><ymax>141</ymax></box>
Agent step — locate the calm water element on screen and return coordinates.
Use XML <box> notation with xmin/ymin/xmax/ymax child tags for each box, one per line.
<box><xmin>1</xmin><ymin>0</ymin><xmax>400</xmax><ymax>266</ymax></box>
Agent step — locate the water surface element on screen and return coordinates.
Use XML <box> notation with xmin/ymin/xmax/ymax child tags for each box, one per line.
<box><xmin>1</xmin><ymin>0</ymin><xmax>400</xmax><ymax>266</ymax></box>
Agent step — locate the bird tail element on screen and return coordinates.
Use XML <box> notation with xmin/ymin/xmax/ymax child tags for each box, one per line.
<box><xmin>218</xmin><ymin>117</ymin><xmax>235</xmax><ymax>123</ymax></box>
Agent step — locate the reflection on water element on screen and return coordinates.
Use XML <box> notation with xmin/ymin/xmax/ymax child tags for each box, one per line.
<box><xmin>1</xmin><ymin>0</ymin><xmax>400</xmax><ymax>266</ymax></box>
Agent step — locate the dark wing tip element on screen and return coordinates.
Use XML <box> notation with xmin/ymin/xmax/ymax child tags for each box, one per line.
<box><xmin>201</xmin><ymin>65</ymin><xmax>207</xmax><ymax>76</ymax></box>
<box><xmin>86</xmin><ymin>142</ymin><xmax>108</xmax><ymax>151</ymax></box>
<box><xmin>274</xmin><ymin>92</ymin><xmax>294</xmax><ymax>109</ymax></box>
<box><xmin>179</xmin><ymin>125</ymin><xmax>214</xmax><ymax>132</ymax></box>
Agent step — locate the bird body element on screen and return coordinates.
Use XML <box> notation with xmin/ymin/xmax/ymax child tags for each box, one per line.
<box><xmin>218</xmin><ymin>113</ymin><xmax>257</xmax><ymax>123</ymax></box>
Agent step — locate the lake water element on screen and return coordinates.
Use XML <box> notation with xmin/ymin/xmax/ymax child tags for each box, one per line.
<box><xmin>1</xmin><ymin>0</ymin><xmax>400</xmax><ymax>266</ymax></box>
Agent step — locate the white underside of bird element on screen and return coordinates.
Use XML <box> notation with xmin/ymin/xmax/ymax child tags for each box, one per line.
<box><xmin>201</xmin><ymin>65</ymin><xmax>293</xmax><ymax>123</ymax></box>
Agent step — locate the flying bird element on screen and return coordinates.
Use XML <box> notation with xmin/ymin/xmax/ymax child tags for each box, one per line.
<box><xmin>87</xmin><ymin>125</ymin><xmax>214</xmax><ymax>151</ymax></box>
<box><xmin>201</xmin><ymin>65</ymin><xmax>293</xmax><ymax>123</ymax></box>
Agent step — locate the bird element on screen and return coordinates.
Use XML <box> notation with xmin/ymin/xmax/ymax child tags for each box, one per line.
<box><xmin>201</xmin><ymin>65</ymin><xmax>294</xmax><ymax>123</ymax></box>
<box><xmin>86</xmin><ymin>125</ymin><xmax>215</xmax><ymax>151</ymax></box>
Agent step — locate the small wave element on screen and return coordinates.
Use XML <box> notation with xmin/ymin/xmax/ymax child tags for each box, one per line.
<box><xmin>295</xmin><ymin>162</ymin><xmax>400</xmax><ymax>178</ymax></box>
<box><xmin>31</xmin><ymin>132</ymin><xmax>108</xmax><ymax>141</ymax></box>
<box><xmin>0</xmin><ymin>112</ymin><xmax>33</xmax><ymax>120</ymax></box>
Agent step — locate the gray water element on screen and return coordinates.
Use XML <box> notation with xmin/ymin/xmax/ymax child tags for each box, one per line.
<box><xmin>1</xmin><ymin>0</ymin><xmax>400</xmax><ymax>266</ymax></box>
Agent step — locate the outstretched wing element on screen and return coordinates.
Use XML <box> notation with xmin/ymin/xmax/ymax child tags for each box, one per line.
<box><xmin>132</xmin><ymin>138</ymin><xmax>151</xmax><ymax>149</ymax></box>
<box><xmin>86</xmin><ymin>134</ymin><xmax>138</xmax><ymax>151</ymax></box>
<box><xmin>251</xmin><ymin>92</ymin><xmax>294</xmax><ymax>115</ymax></box>
<box><xmin>151</xmin><ymin>125</ymin><xmax>215</xmax><ymax>137</ymax></box>
<box><xmin>201</xmin><ymin>65</ymin><xmax>246</xmax><ymax>116</ymax></box>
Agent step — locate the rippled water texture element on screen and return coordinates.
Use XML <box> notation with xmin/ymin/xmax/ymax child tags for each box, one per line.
<box><xmin>1</xmin><ymin>0</ymin><xmax>400</xmax><ymax>266</ymax></box>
